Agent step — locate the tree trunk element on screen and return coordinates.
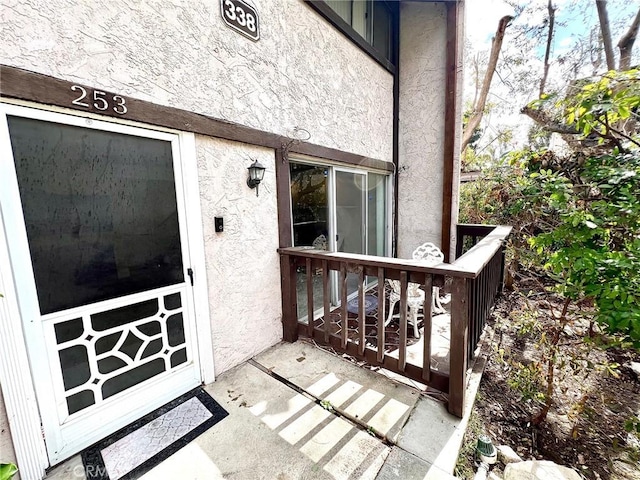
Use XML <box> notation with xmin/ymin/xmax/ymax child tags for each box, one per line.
<box><xmin>596</xmin><ymin>0</ymin><xmax>616</xmax><ymax>71</ymax></box>
<box><xmin>618</xmin><ymin>7</ymin><xmax>640</xmax><ymax>71</ymax></box>
<box><xmin>461</xmin><ymin>15</ymin><xmax>513</xmax><ymax>154</ymax></box>
<box><xmin>539</xmin><ymin>0</ymin><xmax>556</xmax><ymax>97</ymax></box>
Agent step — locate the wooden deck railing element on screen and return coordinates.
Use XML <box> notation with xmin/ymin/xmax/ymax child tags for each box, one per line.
<box><xmin>456</xmin><ymin>225</ymin><xmax>509</xmax><ymax>360</ymax></box>
<box><xmin>278</xmin><ymin>225</ymin><xmax>511</xmax><ymax>418</ymax></box>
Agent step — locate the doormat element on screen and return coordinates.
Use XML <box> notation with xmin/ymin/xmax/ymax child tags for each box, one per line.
<box><xmin>81</xmin><ymin>387</ymin><xmax>228</xmax><ymax>480</ymax></box>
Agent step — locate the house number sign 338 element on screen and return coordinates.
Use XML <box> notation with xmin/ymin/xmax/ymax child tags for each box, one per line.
<box><xmin>220</xmin><ymin>0</ymin><xmax>260</xmax><ymax>42</ymax></box>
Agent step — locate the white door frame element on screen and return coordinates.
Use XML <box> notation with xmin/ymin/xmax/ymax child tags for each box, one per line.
<box><xmin>0</xmin><ymin>102</ymin><xmax>215</xmax><ymax>476</ymax></box>
<box><xmin>331</xmin><ymin>166</ymin><xmax>368</xmax><ymax>255</ymax></box>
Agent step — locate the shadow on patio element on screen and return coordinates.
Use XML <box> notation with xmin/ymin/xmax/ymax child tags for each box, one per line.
<box><xmin>45</xmin><ymin>225</ymin><xmax>506</xmax><ymax>480</ymax></box>
<box><xmin>46</xmin><ymin>340</ymin><xmax>477</xmax><ymax>480</ymax></box>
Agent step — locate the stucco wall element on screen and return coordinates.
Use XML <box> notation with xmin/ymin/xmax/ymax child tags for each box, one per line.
<box><xmin>196</xmin><ymin>136</ymin><xmax>282</xmax><ymax>375</ymax></box>
<box><xmin>397</xmin><ymin>2</ymin><xmax>447</xmax><ymax>257</ymax></box>
<box><xmin>0</xmin><ymin>0</ymin><xmax>393</xmax><ymax>162</ymax></box>
<box><xmin>0</xmin><ymin>0</ymin><xmax>396</xmax><ymax>381</ymax></box>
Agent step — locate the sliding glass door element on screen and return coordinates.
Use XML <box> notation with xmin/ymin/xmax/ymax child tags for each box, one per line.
<box><xmin>367</xmin><ymin>172</ymin><xmax>388</xmax><ymax>258</ymax></box>
<box><xmin>290</xmin><ymin>163</ymin><xmax>329</xmax><ymax>322</ymax></box>
<box><xmin>290</xmin><ymin>161</ymin><xmax>389</xmax><ymax>322</ymax></box>
<box><xmin>335</xmin><ymin>169</ymin><xmax>366</xmax><ymax>299</ymax></box>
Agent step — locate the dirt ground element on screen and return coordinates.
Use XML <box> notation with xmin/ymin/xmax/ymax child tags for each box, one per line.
<box><xmin>456</xmin><ymin>287</ymin><xmax>640</xmax><ymax>480</ymax></box>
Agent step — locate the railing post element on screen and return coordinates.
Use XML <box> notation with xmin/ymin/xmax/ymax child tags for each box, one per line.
<box><xmin>449</xmin><ymin>276</ymin><xmax>469</xmax><ymax>418</ymax></box>
<box><xmin>280</xmin><ymin>253</ymin><xmax>298</xmax><ymax>342</ymax></box>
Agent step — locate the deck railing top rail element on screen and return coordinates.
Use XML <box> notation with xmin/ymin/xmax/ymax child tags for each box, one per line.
<box><xmin>278</xmin><ymin>246</ymin><xmax>466</xmax><ymax>275</ymax></box>
<box><xmin>452</xmin><ymin>225</ymin><xmax>512</xmax><ymax>274</ymax></box>
<box><xmin>279</xmin><ymin>225</ymin><xmax>511</xmax><ymax>279</ymax></box>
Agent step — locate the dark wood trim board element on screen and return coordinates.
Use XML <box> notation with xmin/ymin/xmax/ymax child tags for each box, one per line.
<box><xmin>0</xmin><ymin>65</ymin><xmax>393</xmax><ymax>173</ymax></box>
<box><xmin>441</xmin><ymin>1</ymin><xmax>463</xmax><ymax>262</ymax></box>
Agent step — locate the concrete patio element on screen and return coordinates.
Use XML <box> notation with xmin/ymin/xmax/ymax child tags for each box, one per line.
<box><xmin>45</xmin><ymin>338</ymin><xmax>483</xmax><ymax>480</ymax></box>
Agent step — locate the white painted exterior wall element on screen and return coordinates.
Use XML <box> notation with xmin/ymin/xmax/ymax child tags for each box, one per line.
<box><xmin>0</xmin><ymin>391</ymin><xmax>18</xmax><ymax>474</ymax></box>
<box><xmin>195</xmin><ymin>137</ymin><xmax>282</xmax><ymax>375</ymax></box>
<box><xmin>0</xmin><ymin>0</ymin><xmax>399</xmax><ymax>472</ymax></box>
<box><xmin>397</xmin><ymin>2</ymin><xmax>448</xmax><ymax>257</ymax></box>
<box><xmin>0</xmin><ymin>1</ymin><xmax>394</xmax><ymax>375</ymax></box>
<box><xmin>1</xmin><ymin>0</ymin><xmax>393</xmax><ymax>162</ymax></box>
<box><xmin>0</xmin><ymin>0</ymin><xmax>460</xmax><ymax>474</ymax></box>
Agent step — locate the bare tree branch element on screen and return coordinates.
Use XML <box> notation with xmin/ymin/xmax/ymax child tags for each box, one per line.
<box><xmin>473</xmin><ymin>53</ymin><xmax>481</xmax><ymax>107</ymax></box>
<box><xmin>521</xmin><ymin>105</ymin><xmax>579</xmax><ymax>135</ymax></box>
<box><xmin>595</xmin><ymin>117</ymin><xmax>640</xmax><ymax>149</ymax></box>
<box><xmin>590</xmin><ymin>26</ymin><xmax>603</xmax><ymax>74</ymax></box>
<box><xmin>618</xmin><ymin>7</ymin><xmax>640</xmax><ymax>70</ymax></box>
<box><xmin>596</xmin><ymin>0</ymin><xmax>616</xmax><ymax>70</ymax></box>
<box><xmin>540</xmin><ymin>0</ymin><xmax>556</xmax><ymax>97</ymax></box>
<box><xmin>461</xmin><ymin>15</ymin><xmax>513</xmax><ymax>153</ymax></box>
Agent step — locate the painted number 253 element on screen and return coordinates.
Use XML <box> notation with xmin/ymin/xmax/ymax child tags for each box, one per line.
<box><xmin>71</xmin><ymin>85</ymin><xmax>127</xmax><ymax>115</ymax></box>
<box><xmin>223</xmin><ymin>0</ymin><xmax>257</xmax><ymax>32</ymax></box>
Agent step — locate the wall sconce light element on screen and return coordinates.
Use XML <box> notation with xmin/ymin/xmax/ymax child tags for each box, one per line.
<box><xmin>247</xmin><ymin>159</ymin><xmax>266</xmax><ymax>197</ymax></box>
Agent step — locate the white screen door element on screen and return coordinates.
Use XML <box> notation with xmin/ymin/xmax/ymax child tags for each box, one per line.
<box><xmin>0</xmin><ymin>105</ymin><xmax>202</xmax><ymax>464</ymax></box>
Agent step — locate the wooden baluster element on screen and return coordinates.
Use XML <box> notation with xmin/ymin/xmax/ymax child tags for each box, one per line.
<box><xmin>422</xmin><ymin>273</ymin><xmax>433</xmax><ymax>383</ymax></box>
<box><xmin>449</xmin><ymin>277</ymin><xmax>469</xmax><ymax>418</ymax></box>
<box><xmin>357</xmin><ymin>267</ymin><xmax>365</xmax><ymax>356</ymax></box>
<box><xmin>398</xmin><ymin>271</ymin><xmax>408</xmax><ymax>372</ymax></box>
<box><xmin>306</xmin><ymin>257</ymin><xmax>314</xmax><ymax>338</ymax></box>
<box><xmin>340</xmin><ymin>263</ymin><xmax>348</xmax><ymax>349</ymax></box>
<box><xmin>482</xmin><ymin>265</ymin><xmax>488</xmax><ymax>339</ymax></box>
<box><xmin>499</xmin><ymin>242</ymin><xmax>507</xmax><ymax>294</ymax></box>
<box><xmin>469</xmin><ymin>277</ymin><xmax>477</xmax><ymax>359</ymax></box>
<box><xmin>495</xmin><ymin>252</ymin><xmax>500</xmax><ymax>294</ymax></box>
<box><xmin>377</xmin><ymin>268</ymin><xmax>385</xmax><ymax>363</ymax></box>
<box><xmin>455</xmin><ymin>232</ymin><xmax>464</xmax><ymax>259</ymax></box>
<box><xmin>323</xmin><ymin>259</ymin><xmax>330</xmax><ymax>343</ymax></box>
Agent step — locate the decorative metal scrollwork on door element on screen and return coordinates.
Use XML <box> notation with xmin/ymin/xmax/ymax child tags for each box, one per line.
<box><xmin>53</xmin><ymin>290</ymin><xmax>189</xmax><ymax>416</ymax></box>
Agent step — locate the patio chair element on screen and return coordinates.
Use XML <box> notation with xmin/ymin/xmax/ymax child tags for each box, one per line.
<box><xmin>411</xmin><ymin>242</ymin><xmax>448</xmax><ymax>315</ymax></box>
<box><xmin>384</xmin><ymin>243</ymin><xmax>447</xmax><ymax>338</ymax></box>
<box><xmin>312</xmin><ymin>234</ymin><xmax>328</xmax><ymax>250</ymax></box>
<box><xmin>385</xmin><ymin>279</ymin><xmax>423</xmax><ymax>338</ymax></box>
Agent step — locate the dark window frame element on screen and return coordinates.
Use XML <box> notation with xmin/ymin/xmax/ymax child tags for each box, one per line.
<box><xmin>306</xmin><ymin>0</ymin><xmax>397</xmax><ymax>73</ymax></box>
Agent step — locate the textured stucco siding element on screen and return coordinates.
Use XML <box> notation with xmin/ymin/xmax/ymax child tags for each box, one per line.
<box><xmin>0</xmin><ymin>0</ymin><xmax>393</xmax><ymax>162</ymax></box>
<box><xmin>0</xmin><ymin>0</ymin><xmax>396</xmax><ymax>376</ymax></box>
<box><xmin>397</xmin><ymin>2</ymin><xmax>447</xmax><ymax>258</ymax></box>
<box><xmin>196</xmin><ymin>136</ymin><xmax>282</xmax><ymax>375</ymax></box>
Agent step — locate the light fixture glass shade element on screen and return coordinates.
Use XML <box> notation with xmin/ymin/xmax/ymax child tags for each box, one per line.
<box><xmin>247</xmin><ymin>159</ymin><xmax>266</xmax><ymax>196</ymax></box>
<box><xmin>248</xmin><ymin>159</ymin><xmax>266</xmax><ymax>182</ymax></box>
